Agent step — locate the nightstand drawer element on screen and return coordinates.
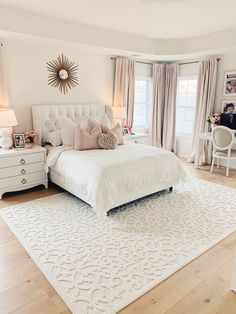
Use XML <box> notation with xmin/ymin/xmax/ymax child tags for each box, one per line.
<box><xmin>0</xmin><ymin>172</ymin><xmax>46</xmax><ymax>189</ymax></box>
<box><xmin>0</xmin><ymin>162</ymin><xmax>45</xmax><ymax>179</ymax></box>
<box><xmin>0</xmin><ymin>152</ymin><xmax>44</xmax><ymax>168</ymax></box>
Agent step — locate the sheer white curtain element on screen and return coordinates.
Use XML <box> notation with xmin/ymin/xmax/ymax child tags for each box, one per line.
<box><xmin>113</xmin><ymin>58</ymin><xmax>135</xmax><ymax>127</ymax></box>
<box><xmin>149</xmin><ymin>63</ymin><xmax>178</xmax><ymax>152</ymax></box>
<box><xmin>189</xmin><ymin>59</ymin><xmax>218</xmax><ymax>165</ymax></box>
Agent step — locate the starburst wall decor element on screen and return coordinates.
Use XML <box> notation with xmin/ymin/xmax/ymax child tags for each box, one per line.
<box><xmin>47</xmin><ymin>54</ymin><xmax>79</xmax><ymax>94</ymax></box>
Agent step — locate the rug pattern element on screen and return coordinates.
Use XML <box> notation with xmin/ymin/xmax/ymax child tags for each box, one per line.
<box><xmin>1</xmin><ymin>179</ymin><xmax>236</xmax><ymax>314</ymax></box>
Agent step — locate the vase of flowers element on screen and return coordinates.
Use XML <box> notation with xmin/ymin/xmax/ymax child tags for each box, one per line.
<box><xmin>123</xmin><ymin>124</ymin><xmax>132</xmax><ymax>134</ymax></box>
<box><xmin>207</xmin><ymin>113</ymin><xmax>221</xmax><ymax>130</ymax></box>
<box><xmin>24</xmin><ymin>130</ymin><xmax>36</xmax><ymax>148</ymax></box>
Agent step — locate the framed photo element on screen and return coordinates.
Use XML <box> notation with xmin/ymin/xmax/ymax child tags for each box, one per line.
<box><xmin>221</xmin><ymin>100</ymin><xmax>236</xmax><ymax>113</ymax></box>
<box><xmin>223</xmin><ymin>71</ymin><xmax>236</xmax><ymax>96</ymax></box>
<box><xmin>12</xmin><ymin>133</ymin><xmax>25</xmax><ymax>148</ymax></box>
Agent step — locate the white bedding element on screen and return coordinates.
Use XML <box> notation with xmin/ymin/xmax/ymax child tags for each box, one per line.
<box><xmin>46</xmin><ymin>142</ymin><xmax>187</xmax><ymax>218</ymax></box>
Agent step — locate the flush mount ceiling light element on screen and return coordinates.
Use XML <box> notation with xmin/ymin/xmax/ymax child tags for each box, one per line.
<box><xmin>47</xmin><ymin>54</ymin><xmax>79</xmax><ymax>94</ymax></box>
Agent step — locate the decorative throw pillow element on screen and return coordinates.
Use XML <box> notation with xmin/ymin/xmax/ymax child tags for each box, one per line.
<box><xmin>59</xmin><ymin>116</ymin><xmax>77</xmax><ymax>146</ymax></box>
<box><xmin>44</xmin><ymin>130</ymin><xmax>62</xmax><ymax>147</ymax></box>
<box><xmin>102</xmin><ymin>123</ymin><xmax>124</xmax><ymax>145</ymax></box>
<box><xmin>98</xmin><ymin>132</ymin><xmax>118</xmax><ymax>150</ymax></box>
<box><xmin>101</xmin><ymin>114</ymin><xmax>112</xmax><ymax>129</ymax></box>
<box><xmin>74</xmin><ymin>126</ymin><xmax>101</xmax><ymax>150</ymax></box>
<box><xmin>87</xmin><ymin>114</ymin><xmax>112</xmax><ymax>132</ymax></box>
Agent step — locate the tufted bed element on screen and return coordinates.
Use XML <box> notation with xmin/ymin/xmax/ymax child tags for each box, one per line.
<box><xmin>32</xmin><ymin>104</ymin><xmax>186</xmax><ymax>218</ymax></box>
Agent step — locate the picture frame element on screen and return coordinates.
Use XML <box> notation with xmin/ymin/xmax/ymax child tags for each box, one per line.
<box><xmin>221</xmin><ymin>100</ymin><xmax>236</xmax><ymax>113</ymax></box>
<box><xmin>12</xmin><ymin>133</ymin><xmax>25</xmax><ymax>148</ymax></box>
<box><xmin>223</xmin><ymin>71</ymin><xmax>236</xmax><ymax>97</ymax></box>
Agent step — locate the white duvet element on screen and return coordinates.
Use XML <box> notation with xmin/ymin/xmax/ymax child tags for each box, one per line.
<box><xmin>46</xmin><ymin>142</ymin><xmax>187</xmax><ymax>218</ymax></box>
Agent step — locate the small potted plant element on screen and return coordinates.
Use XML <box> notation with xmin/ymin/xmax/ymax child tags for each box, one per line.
<box><xmin>24</xmin><ymin>130</ymin><xmax>36</xmax><ymax>148</ymax></box>
<box><xmin>207</xmin><ymin>113</ymin><xmax>221</xmax><ymax>129</ymax></box>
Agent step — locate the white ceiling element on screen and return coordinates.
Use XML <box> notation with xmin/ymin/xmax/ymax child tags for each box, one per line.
<box><xmin>0</xmin><ymin>0</ymin><xmax>236</xmax><ymax>39</ymax></box>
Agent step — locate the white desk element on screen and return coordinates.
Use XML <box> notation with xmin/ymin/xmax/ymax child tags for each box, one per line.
<box><xmin>195</xmin><ymin>132</ymin><xmax>236</xmax><ymax>168</ymax></box>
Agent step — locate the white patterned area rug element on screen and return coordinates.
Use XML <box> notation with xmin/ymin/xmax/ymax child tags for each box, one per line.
<box><xmin>1</xmin><ymin>178</ymin><xmax>236</xmax><ymax>314</ymax></box>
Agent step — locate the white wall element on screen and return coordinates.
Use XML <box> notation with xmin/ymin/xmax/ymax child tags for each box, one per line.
<box><xmin>0</xmin><ymin>44</ymin><xmax>8</xmax><ymax>107</ymax></box>
<box><xmin>214</xmin><ymin>52</ymin><xmax>236</xmax><ymax>168</ymax></box>
<box><xmin>215</xmin><ymin>52</ymin><xmax>236</xmax><ymax>113</ymax></box>
<box><xmin>0</xmin><ymin>36</ymin><xmax>114</xmax><ymax>131</ymax></box>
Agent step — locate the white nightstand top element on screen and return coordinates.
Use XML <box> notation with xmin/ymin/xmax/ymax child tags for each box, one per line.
<box><xmin>0</xmin><ymin>145</ymin><xmax>45</xmax><ymax>157</ymax></box>
<box><xmin>125</xmin><ymin>133</ymin><xmax>148</xmax><ymax>139</ymax></box>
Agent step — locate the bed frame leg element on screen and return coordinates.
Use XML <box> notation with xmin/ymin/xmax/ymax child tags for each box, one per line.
<box><xmin>169</xmin><ymin>187</ymin><xmax>173</xmax><ymax>192</ymax></box>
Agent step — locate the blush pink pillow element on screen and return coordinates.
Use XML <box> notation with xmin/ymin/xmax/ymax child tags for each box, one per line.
<box><xmin>74</xmin><ymin>126</ymin><xmax>101</xmax><ymax>150</ymax></box>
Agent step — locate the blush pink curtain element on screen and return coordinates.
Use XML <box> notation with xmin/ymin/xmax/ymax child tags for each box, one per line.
<box><xmin>113</xmin><ymin>58</ymin><xmax>135</xmax><ymax>128</ymax></box>
<box><xmin>188</xmin><ymin>59</ymin><xmax>218</xmax><ymax>165</ymax></box>
<box><xmin>149</xmin><ymin>63</ymin><xmax>178</xmax><ymax>152</ymax></box>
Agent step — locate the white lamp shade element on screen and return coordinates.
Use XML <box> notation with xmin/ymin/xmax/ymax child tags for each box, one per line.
<box><xmin>113</xmin><ymin>106</ymin><xmax>126</xmax><ymax>119</ymax></box>
<box><xmin>0</xmin><ymin>108</ymin><xmax>18</xmax><ymax>127</ymax></box>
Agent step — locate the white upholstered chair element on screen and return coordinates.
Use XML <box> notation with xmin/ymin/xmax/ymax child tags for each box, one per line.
<box><xmin>210</xmin><ymin>126</ymin><xmax>236</xmax><ymax>177</ymax></box>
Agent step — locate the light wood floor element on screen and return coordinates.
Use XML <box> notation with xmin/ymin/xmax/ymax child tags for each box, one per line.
<box><xmin>0</xmin><ymin>161</ymin><xmax>236</xmax><ymax>314</ymax></box>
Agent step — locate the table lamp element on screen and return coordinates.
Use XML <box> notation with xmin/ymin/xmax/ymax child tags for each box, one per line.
<box><xmin>112</xmin><ymin>106</ymin><xmax>126</xmax><ymax>127</ymax></box>
<box><xmin>0</xmin><ymin>108</ymin><xmax>18</xmax><ymax>149</ymax></box>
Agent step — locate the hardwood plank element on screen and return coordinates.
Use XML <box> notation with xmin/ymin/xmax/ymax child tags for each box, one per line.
<box><xmin>48</xmin><ymin>290</ymin><xmax>71</xmax><ymax>314</ymax></box>
<box><xmin>165</xmin><ymin>259</ymin><xmax>235</xmax><ymax>314</ymax></box>
<box><xmin>0</xmin><ymin>217</ymin><xmax>14</xmax><ymax>244</ymax></box>
<box><xmin>0</xmin><ymin>274</ymin><xmax>53</xmax><ymax>314</ymax></box>
<box><xmin>10</xmin><ymin>294</ymin><xmax>60</xmax><ymax>314</ymax></box>
<box><xmin>217</xmin><ymin>293</ymin><xmax>236</xmax><ymax>314</ymax></box>
<box><xmin>0</xmin><ymin>239</ymin><xmax>24</xmax><ymax>258</ymax></box>
<box><xmin>0</xmin><ymin>249</ymin><xmax>30</xmax><ymax>274</ymax></box>
<box><xmin>0</xmin><ymin>260</ymin><xmax>41</xmax><ymax>294</ymax></box>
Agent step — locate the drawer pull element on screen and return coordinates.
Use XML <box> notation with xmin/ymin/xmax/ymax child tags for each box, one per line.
<box><xmin>21</xmin><ymin>178</ymin><xmax>27</xmax><ymax>184</ymax></box>
<box><xmin>21</xmin><ymin>169</ymin><xmax>26</xmax><ymax>175</ymax></box>
<box><xmin>20</xmin><ymin>158</ymin><xmax>25</xmax><ymax>165</ymax></box>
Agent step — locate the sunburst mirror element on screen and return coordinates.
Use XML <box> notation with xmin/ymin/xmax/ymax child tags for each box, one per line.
<box><xmin>47</xmin><ymin>54</ymin><xmax>79</xmax><ymax>94</ymax></box>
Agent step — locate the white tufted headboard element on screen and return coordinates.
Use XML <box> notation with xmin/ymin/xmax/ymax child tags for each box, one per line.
<box><xmin>32</xmin><ymin>104</ymin><xmax>113</xmax><ymax>145</ymax></box>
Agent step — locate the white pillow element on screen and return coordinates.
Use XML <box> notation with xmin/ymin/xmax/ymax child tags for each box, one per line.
<box><xmin>45</xmin><ymin>130</ymin><xmax>62</xmax><ymax>147</ymax></box>
<box><xmin>88</xmin><ymin>114</ymin><xmax>112</xmax><ymax>131</ymax></box>
<box><xmin>101</xmin><ymin>113</ymin><xmax>112</xmax><ymax>129</ymax></box>
<box><xmin>59</xmin><ymin>116</ymin><xmax>77</xmax><ymax>146</ymax></box>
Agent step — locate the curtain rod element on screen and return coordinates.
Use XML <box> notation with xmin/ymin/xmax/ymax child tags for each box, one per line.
<box><xmin>110</xmin><ymin>57</ymin><xmax>221</xmax><ymax>66</ymax></box>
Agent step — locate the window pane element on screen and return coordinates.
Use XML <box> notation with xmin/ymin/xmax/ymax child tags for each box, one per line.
<box><xmin>177</xmin><ymin>94</ymin><xmax>187</xmax><ymax>106</ymax></box>
<box><xmin>133</xmin><ymin>77</ymin><xmax>151</xmax><ymax>129</ymax></box>
<box><xmin>176</xmin><ymin>76</ymin><xmax>197</xmax><ymax>135</ymax></box>
<box><xmin>186</xmin><ymin>94</ymin><xmax>196</xmax><ymax>106</ymax></box>
<box><xmin>187</xmin><ymin>80</ymin><xmax>197</xmax><ymax>93</ymax></box>
<box><xmin>178</xmin><ymin>80</ymin><xmax>188</xmax><ymax>93</ymax></box>
<box><xmin>176</xmin><ymin>120</ymin><xmax>184</xmax><ymax>133</ymax></box>
<box><xmin>176</xmin><ymin>107</ymin><xmax>185</xmax><ymax>119</ymax></box>
<box><xmin>183</xmin><ymin>121</ymin><xmax>194</xmax><ymax>134</ymax></box>
<box><xmin>184</xmin><ymin>107</ymin><xmax>195</xmax><ymax>121</ymax></box>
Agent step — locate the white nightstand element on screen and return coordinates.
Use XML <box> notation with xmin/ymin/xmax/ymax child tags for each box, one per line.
<box><xmin>0</xmin><ymin>145</ymin><xmax>48</xmax><ymax>199</ymax></box>
<box><xmin>125</xmin><ymin>133</ymin><xmax>149</xmax><ymax>145</ymax></box>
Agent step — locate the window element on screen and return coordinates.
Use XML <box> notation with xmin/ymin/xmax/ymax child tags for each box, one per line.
<box><xmin>176</xmin><ymin>76</ymin><xmax>197</xmax><ymax>135</ymax></box>
<box><xmin>133</xmin><ymin>77</ymin><xmax>151</xmax><ymax>130</ymax></box>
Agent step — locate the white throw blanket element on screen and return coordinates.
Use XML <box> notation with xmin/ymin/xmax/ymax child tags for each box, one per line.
<box><xmin>46</xmin><ymin>143</ymin><xmax>187</xmax><ymax>217</ymax></box>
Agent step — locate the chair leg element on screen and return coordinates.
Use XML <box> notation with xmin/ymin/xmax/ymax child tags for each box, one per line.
<box><xmin>210</xmin><ymin>156</ymin><xmax>215</xmax><ymax>173</ymax></box>
<box><xmin>226</xmin><ymin>157</ymin><xmax>230</xmax><ymax>177</ymax></box>
<box><xmin>217</xmin><ymin>158</ymin><xmax>220</xmax><ymax>168</ymax></box>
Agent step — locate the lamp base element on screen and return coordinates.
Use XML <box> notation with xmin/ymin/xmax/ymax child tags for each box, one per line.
<box><xmin>0</xmin><ymin>128</ymin><xmax>13</xmax><ymax>149</ymax></box>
